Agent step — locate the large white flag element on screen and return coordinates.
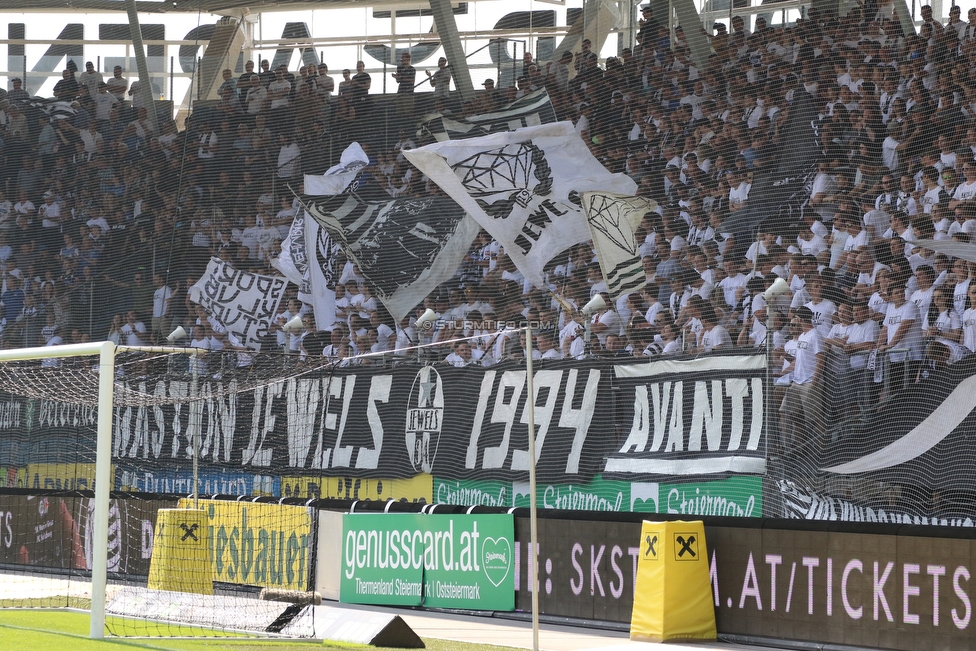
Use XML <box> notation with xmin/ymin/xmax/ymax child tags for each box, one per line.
<box><xmin>581</xmin><ymin>192</ymin><xmax>658</xmax><ymax>301</ymax></box>
<box><xmin>403</xmin><ymin>122</ymin><xmax>637</xmax><ymax>287</ymax></box>
<box><xmin>189</xmin><ymin>257</ymin><xmax>286</xmax><ymax>350</ymax></box>
<box><xmin>303</xmin><ymin>142</ymin><xmax>369</xmax><ymax>196</ymax></box>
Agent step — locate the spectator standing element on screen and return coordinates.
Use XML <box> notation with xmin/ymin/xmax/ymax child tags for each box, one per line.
<box><xmin>351</xmin><ymin>61</ymin><xmax>371</xmax><ymax>105</ymax></box>
<box><xmin>105</xmin><ymin>66</ymin><xmax>127</xmax><ymax>102</ymax></box>
<box><xmin>77</xmin><ymin>61</ymin><xmax>102</xmax><ymax>99</ymax></box>
<box><xmin>53</xmin><ymin>69</ymin><xmax>79</xmax><ymax>100</ymax></box>
<box><xmin>780</xmin><ymin>306</ymin><xmax>825</xmax><ymax>449</ymax></box>
<box><xmin>120</xmin><ymin>309</ymin><xmax>147</xmax><ymax>346</ymax></box>
<box><xmin>428</xmin><ymin>57</ymin><xmax>451</xmax><ymax>99</ymax></box>
<box><xmin>393</xmin><ymin>52</ymin><xmax>416</xmax><ymax>119</ymax></box>
<box><xmin>151</xmin><ymin>274</ymin><xmax>173</xmax><ymax>340</ymax></box>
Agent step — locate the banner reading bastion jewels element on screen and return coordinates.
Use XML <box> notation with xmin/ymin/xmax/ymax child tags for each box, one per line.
<box><xmin>340</xmin><ymin>513</ymin><xmax>515</xmax><ymax>610</ymax></box>
<box><xmin>0</xmin><ymin>356</ymin><xmax>770</xmax><ymax>487</ymax></box>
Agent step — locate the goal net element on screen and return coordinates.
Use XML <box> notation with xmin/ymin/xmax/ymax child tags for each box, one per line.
<box><xmin>0</xmin><ymin>340</ymin><xmax>335</xmax><ymax>639</ymax></box>
<box><xmin>0</xmin><ymin>331</ymin><xmax>536</xmax><ymax>640</ymax></box>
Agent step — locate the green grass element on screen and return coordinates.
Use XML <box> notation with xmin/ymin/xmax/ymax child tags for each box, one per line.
<box><xmin>0</xmin><ymin>609</ymin><xmax>522</xmax><ymax>651</ymax></box>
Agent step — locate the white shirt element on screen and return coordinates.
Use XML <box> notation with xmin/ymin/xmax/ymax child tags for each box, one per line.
<box><xmin>909</xmin><ymin>285</ymin><xmax>935</xmax><ymax>329</ymax></box>
<box><xmin>700</xmin><ymin>324</ymin><xmax>731</xmax><ymax>352</ymax></box>
<box><xmin>268</xmin><ymin>79</ymin><xmax>292</xmax><ymax>109</ymax></box>
<box><xmin>793</xmin><ymin>328</ymin><xmax>823</xmax><ymax>385</ymax></box>
<box><xmin>189</xmin><ymin>337</ymin><xmax>211</xmax><ymax>374</ymax></box>
<box><xmin>882</xmin><ymin>136</ymin><xmax>900</xmax><ymax>171</ymax></box>
<box><xmin>120</xmin><ymin>320</ymin><xmax>147</xmax><ymax>346</ymax></box>
<box><xmin>883</xmin><ymin>300</ymin><xmax>922</xmax><ymax>362</ymax></box>
<box><xmin>846</xmin><ymin>319</ymin><xmax>880</xmax><ymax>369</ymax></box>
<box><xmin>93</xmin><ymin>91</ymin><xmax>118</xmax><ymax>120</ymax></box>
<box><xmin>805</xmin><ymin>299</ymin><xmax>837</xmax><ymax>337</ymax></box>
<box><xmin>953</xmin><ymin>180</ymin><xmax>976</xmax><ymax>203</ymax></box>
<box><xmin>963</xmin><ymin>307</ymin><xmax>976</xmax><ymax>352</ymax></box>
<box><xmin>152</xmin><ymin>285</ymin><xmax>173</xmax><ymax>318</ymax></box>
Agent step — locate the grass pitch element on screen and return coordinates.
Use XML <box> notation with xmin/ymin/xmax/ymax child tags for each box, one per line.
<box><xmin>0</xmin><ymin>609</ymin><xmax>520</xmax><ymax>651</ymax></box>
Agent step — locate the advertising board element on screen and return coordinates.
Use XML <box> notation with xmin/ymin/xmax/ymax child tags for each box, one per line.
<box><xmin>341</xmin><ymin>513</ymin><xmax>515</xmax><ymax>611</ymax></box>
<box><xmin>180</xmin><ymin>498</ymin><xmax>312</xmax><ymax>591</ymax></box>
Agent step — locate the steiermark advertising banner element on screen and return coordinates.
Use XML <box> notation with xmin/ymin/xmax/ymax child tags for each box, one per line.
<box><xmin>341</xmin><ymin>513</ymin><xmax>515</xmax><ymax>611</ymax></box>
<box><xmin>434</xmin><ymin>475</ymin><xmax>762</xmax><ymax>517</ymax></box>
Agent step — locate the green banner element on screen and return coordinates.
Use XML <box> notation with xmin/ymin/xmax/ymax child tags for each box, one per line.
<box><xmin>657</xmin><ymin>476</ymin><xmax>762</xmax><ymax>517</ymax></box>
<box><xmin>512</xmin><ymin>477</ymin><xmax>629</xmax><ymax>511</ymax></box>
<box><xmin>434</xmin><ymin>475</ymin><xmax>763</xmax><ymax>517</ymax></box>
<box><xmin>434</xmin><ymin>478</ymin><xmax>511</xmax><ymax>507</ymax></box>
<box><xmin>340</xmin><ymin>513</ymin><xmax>515</xmax><ymax>611</ymax></box>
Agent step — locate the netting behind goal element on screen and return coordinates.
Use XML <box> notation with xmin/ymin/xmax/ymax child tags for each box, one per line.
<box><xmin>0</xmin><ymin>342</ymin><xmax>334</xmax><ymax>639</ymax></box>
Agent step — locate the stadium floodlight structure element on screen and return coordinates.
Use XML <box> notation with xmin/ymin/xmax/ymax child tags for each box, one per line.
<box><xmin>0</xmin><ymin>340</ymin><xmax>200</xmax><ymax>639</ymax></box>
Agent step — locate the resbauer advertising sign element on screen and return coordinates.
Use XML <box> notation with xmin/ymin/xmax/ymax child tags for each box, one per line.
<box><xmin>340</xmin><ymin>513</ymin><xmax>515</xmax><ymax>611</ymax></box>
<box><xmin>180</xmin><ymin>498</ymin><xmax>313</xmax><ymax>591</ymax></box>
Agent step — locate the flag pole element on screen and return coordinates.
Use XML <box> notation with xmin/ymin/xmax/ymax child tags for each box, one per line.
<box><xmin>524</xmin><ymin>325</ymin><xmax>540</xmax><ymax>651</ymax></box>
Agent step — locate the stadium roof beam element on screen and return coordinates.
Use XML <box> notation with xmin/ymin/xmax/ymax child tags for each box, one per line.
<box><xmin>670</xmin><ymin>0</ymin><xmax>710</xmax><ymax>72</ymax></box>
<box><xmin>891</xmin><ymin>0</ymin><xmax>918</xmax><ymax>36</ymax></box>
<box><xmin>551</xmin><ymin>0</ymin><xmax>617</xmax><ymax>76</ymax></box>
<box><xmin>0</xmin><ymin>0</ymin><xmax>465</xmax><ymax>14</ymax></box>
<box><xmin>125</xmin><ymin>0</ymin><xmax>160</xmax><ymax>135</ymax></box>
<box><xmin>429</xmin><ymin>0</ymin><xmax>474</xmax><ymax>101</ymax></box>
<box><xmin>197</xmin><ymin>17</ymin><xmax>248</xmax><ymax>100</ymax></box>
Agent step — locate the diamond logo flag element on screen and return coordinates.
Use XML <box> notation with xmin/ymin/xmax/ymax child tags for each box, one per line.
<box><xmin>403</xmin><ymin>122</ymin><xmax>637</xmax><ymax>288</ymax></box>
<box><xmin>581</xmin><ymin>192</ymin><xmax>658</xmax><ymax>300</ymax></box>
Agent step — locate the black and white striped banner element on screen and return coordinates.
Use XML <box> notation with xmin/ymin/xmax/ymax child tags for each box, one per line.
<box><xmin>418</xmin><ymin>88</ymin><xmax>556</xmax><ymax>142</ymax></box>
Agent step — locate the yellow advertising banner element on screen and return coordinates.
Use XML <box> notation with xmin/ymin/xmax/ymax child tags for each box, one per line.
<box><xmin>178</xmin><ymin>498</ymin><xmax>312</xmax><ymax>591</ymax></box>
<box><xmin>631</xmin><ymin>520</ymin><xmax>716</xmax><ymax>643</ymax></box>
<box><xmin>26</xmin><ymin>463</ymin><xmax>112</xmax><ymax>492</ymax></box>
<box><xmin>280</xmin><ymin>474</ymin><xmax>433</xmax><ymax>502</ymax></box>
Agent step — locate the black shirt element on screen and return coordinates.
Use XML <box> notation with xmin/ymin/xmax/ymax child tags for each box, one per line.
<box><xmin>395</xmin><ymin>64</ymin><xmax>416</xmax><ymax>94</ymax></box>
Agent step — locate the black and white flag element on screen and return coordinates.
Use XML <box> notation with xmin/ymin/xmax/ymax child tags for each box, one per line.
<box><xmin>581</xmin><ymin>192</ymin><xmax>657</xmax><ymax>301</ymax></box>
<box><xmin>304</xmin><ymin>142</ymin><xmax>369</xmax><ymax>196</ymax></box>
<box><xmin>272</xmin><ymin>213</ymin><xmax>306</xmax><ymax>286</ymax></box>
<box><xmin>272</xmin><ymin>210</ymin><xmax>339</xmax><ymax>329</ymax></box>
<box><xmin>403</xmin><ymin>122</ymin><xmax>638</xmax><ymax>288</ymax></box>
<box><xmin>35</xmin><ymin>100</ymin><xmax>76</xmax><ymax>121</ymax></box>
<box><xmin>188</xmin><ymin>257</ymin><xmax>287</xmax><ymax>350</ymax></box>
<box><xmin>417</xmin><ymin>88</ymin><xmax>557</xmax><ymax>142</ymax></box>
<box><xmin>303</xmin><ymin>194</ymin><xmax>480</xmax><ymax>322</ymax></box>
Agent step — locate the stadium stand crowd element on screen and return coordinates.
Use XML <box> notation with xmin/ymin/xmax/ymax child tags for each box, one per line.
<box><xmin>1</xmin><ymin>5</ymin><xmax>976</xmax><ymax>443</ymax></box>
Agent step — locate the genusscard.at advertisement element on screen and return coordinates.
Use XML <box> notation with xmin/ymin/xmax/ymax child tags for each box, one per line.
<box><xmin>340</xmin><ymin>513</ymin><xmax>514</xmax><ymax>611</ymax></box>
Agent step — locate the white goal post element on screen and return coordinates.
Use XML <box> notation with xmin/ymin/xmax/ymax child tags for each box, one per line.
<box><xmin>0</xmin><ymin>340</ymin><xmax>198</xmax><ymax>639</ymax></box>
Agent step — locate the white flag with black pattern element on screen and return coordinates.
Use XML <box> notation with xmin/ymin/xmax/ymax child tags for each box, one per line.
<box><xmin>403</xmin><ymin>122</ymin><xmax>638</xmax><ymax>288</ymax></box>
<box><xmin>581</xmin><ymin>192</ymin><xmax>658</xmax><ymax>301</ymax></box>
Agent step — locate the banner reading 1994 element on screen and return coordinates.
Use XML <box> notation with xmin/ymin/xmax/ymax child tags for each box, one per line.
<box><xmin>340</xmin><ymin>513</ymin><xmax>514</xmax><ymax>611</ymax></box>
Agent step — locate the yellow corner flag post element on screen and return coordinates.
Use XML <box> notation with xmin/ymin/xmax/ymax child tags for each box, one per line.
<box><xmin>147</xmin><ymin>509</ymin><xmax>213</xmax><ymax>595</ymax></box>
<box><xmin>630</xmin><ymin>520</ymin><xmax>716</xmax><ymax>642</ymax></box>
